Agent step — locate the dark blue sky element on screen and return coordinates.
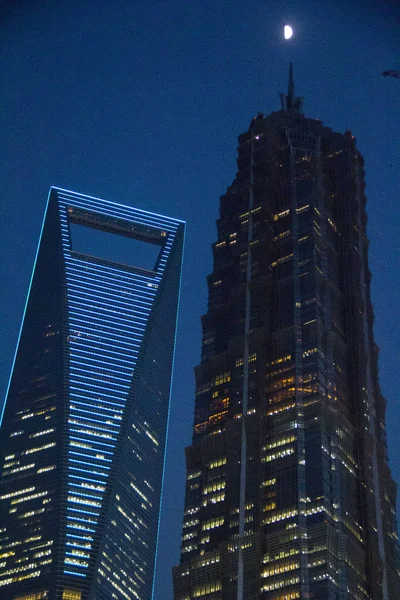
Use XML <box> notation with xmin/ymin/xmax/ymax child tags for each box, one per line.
<box><xmin>1</xmin><ymin>1</ymin><xmax>399</xmax><ymax>598</ymax></box>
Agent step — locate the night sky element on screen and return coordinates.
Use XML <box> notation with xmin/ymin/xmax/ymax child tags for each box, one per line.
<box><xmin>1</xmin><ymin>1</ymin><xmax>399</xmax><ymax>598</ymax></box>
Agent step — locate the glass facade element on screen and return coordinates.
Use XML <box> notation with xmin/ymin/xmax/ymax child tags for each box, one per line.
<box><xmin>173</xmin><ymin>71</ymin><xmax>399</xmax><ymax>599</ymax></box>
<box><xmin>0</xmin><ymin>187</ymin><xmax>185</xmax><ymax>600</ymax></box>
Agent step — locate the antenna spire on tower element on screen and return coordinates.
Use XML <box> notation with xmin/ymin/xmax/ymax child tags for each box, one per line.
<box><xmin>288</xmin><ymin>62</ymin><xmax>295</xmax><ymax>106</ymax></box>
<box><xmin>280</xmin><ymin>63</ymin><xmax>304</xmax><ymax>113</ymax></box>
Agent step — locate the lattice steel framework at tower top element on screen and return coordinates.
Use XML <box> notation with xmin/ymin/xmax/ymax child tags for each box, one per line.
<box><xmin>173</xmin><ymin>66</ymin><xmax>399</xmax><ymax>600</ymax></box>
<box><xmin>0</xmin><ymin>187</ymin><xmax>185</xmax><ymax>600</ymax></box>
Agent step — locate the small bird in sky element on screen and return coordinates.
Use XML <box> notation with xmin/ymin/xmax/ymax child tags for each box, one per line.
<box><xmin>382</xmin><ymin>70</ymin><xmax>400</xmax><ymax>79</ymax></box>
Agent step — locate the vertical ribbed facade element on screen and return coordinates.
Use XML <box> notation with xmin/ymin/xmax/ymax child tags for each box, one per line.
<box><xmin>0</xmin><ymin>188</ymin><xmax>184</xmax><ymax>600</ymax></box>
<box><xmin>173</xmin><ymin>75</ymin><xmax>399</xmax><ymax>600</ymax></box>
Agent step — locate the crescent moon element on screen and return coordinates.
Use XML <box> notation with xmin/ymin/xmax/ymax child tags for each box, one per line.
<box><xmin>284</xmin><ymin>25</ymin><xmax>293</xmax><ymax>40</ymax></box>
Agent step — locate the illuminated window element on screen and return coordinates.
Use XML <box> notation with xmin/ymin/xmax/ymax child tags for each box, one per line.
<box><xmin>30</xmin><ymin>428</ymin><xmax>55</xmax><ymax>438</ymax></box>
<box><xmin>273</xmin><ymin>230</ymin><xmax>291</xmax><ymax>241</ymax></box>
<box><xmin>261</xmin><ymin>576</ymin><xmax>300</xmax><ymax>591</ymax></box>
<box><xmin>269</xmin><ymin>593</ymin><xmax>300</xmax><ymax>600</ymax></box>
<box><xmin>11</xmin><ymin>490</ymin><xmax>48</xmax><ymax>504</ymax></box>
<box><xmin>194</xmin><ymin>421</ymin><xmax>208</xmax><ymax>435</ymax></box>
<box><xmin>62</xmin><ymin>590</ymin><xmax>82</xmax><ymax>600</ymax></box>
<box><xmin>202</xmin><ymin>491</ymin><xmax>225</xmax><ymax>506</ymax></box>
<box><xmin>25</xmin><ymin>442</ymin><xmax>56</xmax><ymax>455</ymax></box>
<box><xmin>261</xmin><ymin>478</ymin><xmax>276</xmax><ymax>488</ymax></box>
<box><xmin>263</xmin><ymin>547</ymin><xmax>299</xmax><ymax>564</ymax></box>
<box><xmin>271</xmin><ymin>253</ymin><xmax>293</xmax><ymax>268</ymax></box>
<box><xmin>3</xmin><ymin>463</ymin><xmax>35</xmax><ymax>475</ymax></box>
<box><xmin>187</xmin><ymin>470</ymin><xmax>202</xmax><ymax>481</ymax></box>
<box><xmin>182</xmin><ymin>531</ymin><xmax>198</xmax><ymax>541</ymax></box>
<box><xmin>212</xmin><ymin>372</ymin><xmax>230</xmax><ymax>386</ymax></box>
<box><xmin>0</xmin><ymin>486</ymin><xmax>35</xmax><ymax>500</ymax></box>
<box><xmin>208</xmin><ymin>457</ymin><xmax>226</xmax><ymax>469</ymax></box>
<box><xmin>261</xmin><ymin>561</ymin><xmax>300</xmax><ymax>577</ymax></box>
<box><xmin>37</xmin><ymin>465</ymin><xmax>56</xmax><ymax>474</ymax></box>
<box><xmin>202</xmin><ymin>515</ymin><xmax>224</xmax><ymax>530</ymax></box>
<box><xmin>192</xmin><ymin>552</ymin><xmax>220</xmax><ymax>569</ymax></box>
<box><xmin>267</xmin><ymin>401</ymin><xmax>296</xmax><ymax>416</ymax></box>
<box><xmin>263</xmin><ymin>508</ymin><xmax>298</xmax><ymax>525</ymax></box>
<box><xmin>183</xmin><ymin>518</ymin><xmax>200</xmax><ymax>529</ymax></box>
<box><xmin>262</xmin><ymin>447</ymin><xmax>295</xmax><ymax>462</ymax></box>
<box><xmin>267</xmin><ymin>355</ymin><xmax>291</xmax><ymax>367</ymax></box>
<box><xmin>203</xmin><ymin>480</ymin><xmax>225</xmax><ymax>494</ymax></box>
<box><xmin>273</xmin><ymin>209</ymin><xmax>290</xmax><ymax>221</ymax></box>
<box><xmin>208</xmin><ymin>411</ymin><xmax>227</xmax><ymax>425</ymax></box>
<box><xmin>236</xmin><ymin>353</ymin><xmax>256</xmax><ymax>367</ymax></box>
<box><xmin>302</xmin><ymin>348</ymin><xmax>317</xmax><ymax>358</ymax></box>
<box><xmin>14</xmin><ymin>593</ymin><xmax>48</xmax><ymax>600</ymax></box>
<box><xmin>193</xmin><ymin>581</ymin><xmax>222</xmax><ymax>597</ymax></box>
<box><xmin>296</xmin><ymin>204</ymin><xmax>309</xmax><ymax>214</ymax></box>
<box><xmin>264</xmin><ymin>435</ymin><xmax>296</xmax><ymax>450</ymax></box>
<box><xmin>10</xmin><ymin>430</ymin><xmax>24</xmax><ymax>437</ymax></box>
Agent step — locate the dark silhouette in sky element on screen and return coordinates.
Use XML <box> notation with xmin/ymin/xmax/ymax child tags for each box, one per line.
<box><xmin>1</xmin><ymin>1</ymin><xmax>399</xmax><ymax>599</ymax></box>
<box><xmin>382</xmin><ymin>70</ymin><xmax>400</xmax><ymax>78</ymax></box>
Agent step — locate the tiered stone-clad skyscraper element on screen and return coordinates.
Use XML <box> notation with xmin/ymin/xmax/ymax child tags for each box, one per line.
<box><xmin>0</xmin><ymin>187</ymin><xmax>184</xmax><ymax>600</ymax></box>
<box><xmin>173</xmin><ymin>67</ymin><xmax>399</xmax><ymax>600</ymax></box>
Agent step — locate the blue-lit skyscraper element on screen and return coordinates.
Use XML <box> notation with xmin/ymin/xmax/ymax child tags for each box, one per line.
<box><xmin>0</xmin><ymin>187</ymin><xmax>185</xmax><ymax>600</ymax></box>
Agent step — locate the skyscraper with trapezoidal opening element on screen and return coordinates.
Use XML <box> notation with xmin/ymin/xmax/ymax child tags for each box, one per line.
<box><xmin>0</xmin><ymin>187</ymin><xmax>185</xmax><ymax>600</ymax></box>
